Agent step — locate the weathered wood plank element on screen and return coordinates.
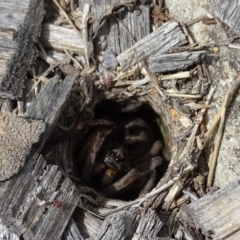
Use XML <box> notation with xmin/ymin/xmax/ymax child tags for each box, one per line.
<box><xmin>79</xmin><ymin>0</ymin><xmax>150</xmax><ymax>55</ymax></box>
<box><xmin>0</xmin><ymin>0</ymin><xmax>44</xmax><ymax>99</ymax></box>
<box><xmin>40</xmin><ymin>24</ymin><xmax>85</xmax><ymax>54</ymax></box>
<box><xmin>149</xmin><ymin>51</ymin><xmax>207</xmax><ymax>73</ymax></box>
<box><xmin>117</xmin><ymin>21</ymin><xmax>188</xmax><ymax>70</ymax></box>
<box><xmin>92</xmin><ymin>209</ymin><xmax>140</xmax><ymax>240</ymax></box>
<box><xmin>187</xmin><ymin>180</ymin><xmax>240</xmax><ymax>240</ymax></box>
<box><xmin>209</xmin><ymin>0</ymin><xmax>240</xmax><ymax>35</ymax></box>
<box><xmin>133</xmin><ymin>210</ymin><xmax>164</xmax><ymax>240</ymax></box>
<box><xmin>72</xmin><ymin>208</ymin><xmax>103</xmax><ymax>239</ymax></box>
<box><xmin>0</xmin><ymin>220</ymin><xmax>19</xmax><ymax>240</ymax></box>
<box><xmin>25</xmin><ymin>73</ymin><xmax>78</xmax><ymax>153</ymax></box>
<box><xmin>0</xmin><ymin>112</ymin><xmax>46</xmax><ymax>181</ymax></box>
<box><xmin>0</xmin><ymin>155</ymin><xmax>80</xmax><ymax>240</ymax></box>
<box><xmin>61</xmin><ymin>218</ymin><xmax>84</xmax><ymax>240</ymax></box>
<box><xmin>0</xmin><ymin>73</ymin><xmax>79</xmax><ymax>238</ymax></box>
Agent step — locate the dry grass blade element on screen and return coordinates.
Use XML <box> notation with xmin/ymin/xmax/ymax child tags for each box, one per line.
<box><xmin>166</xmin><ymin>93</ymin><xmax>204</xmax><ymax>99</ymax></box>
<box><xmin>179</xmin><ymin>87</ymin><xmax>214</xmax><ymax>159</ymax></box>
<box><xmin>204</xmin><ymin>75</ymin><xmax>240</xmax><ymax>147</ymax></box>
<box><xmin>82</xmin><ymin>4</ymin><xmax>90</xmax><ymax>65</ymax></box>
<box><xmin>207</xmin><ymin>107</ymin><xmax>226</xmax><ymax>187</ymax></box>
<box><xmin>158</xmin><ymin>71</ymin><xmax>191</xmax><ymax>81</ymax></box>
<box><xmin>64</xmin><ymin>49</ymin><xmax>83</xmax><ymax>70</ymax></box>
<box><xmin>142</xmin><ymin>60</ymin><xmax>167</xmax><ymax>100</ymax></box>
<box><xmin>52</xmin><ymin>0</ymin><xmax>82</xmax><ymax>38</ymax></box>
<box><xmin>38</xmin><ymin>42</ymin><xmax>58</xmax><ymax>65</ymax></box>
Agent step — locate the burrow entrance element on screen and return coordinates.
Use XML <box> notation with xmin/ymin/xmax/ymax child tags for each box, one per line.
<box><xmin>71</xmin><ymin>98</ymin><xmax>170</xmax><ymax>200</ymax></box>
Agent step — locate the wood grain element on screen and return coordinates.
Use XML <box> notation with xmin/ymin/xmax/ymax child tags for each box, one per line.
<box><xmin>117</xmin><ymin>21</ymin><xmax>188</xmax><ymax>70</ymax></box>
<box><xmin>0</xmin><ymin>0</ymin><xmax>44</xmax><ymax>99</ymax></box>
<box><xmin>187</xmin><ymin>180</ymin><xmax>240</xmax><ymax>240</ymax></box>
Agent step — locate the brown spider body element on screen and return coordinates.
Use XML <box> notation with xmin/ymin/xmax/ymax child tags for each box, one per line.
<box><xmin>75</xmin><ymin>100</ymin><xmax>165</xmax><ymax>198</ymax></box>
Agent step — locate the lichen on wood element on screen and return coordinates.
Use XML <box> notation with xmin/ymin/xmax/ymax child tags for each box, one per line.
<box><xmin>0</xmin><ymin>0</ymin><xmax>44</xmax><ymax>99</ymax></box>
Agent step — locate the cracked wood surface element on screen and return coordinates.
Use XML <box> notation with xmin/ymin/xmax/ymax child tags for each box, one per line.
<box><xmin>0</xmin><ymin>74</ymin><xmax>79</xmax><ymax>239</ymax></box>
<box><xmin>0</xmin><ymin>155</ymin><xmax>80</xmax><ymax>240</ymax></box>
<box><xmin>40</xmin><ymin>24</ymin><xmax>85</xmax><ymax>54</ymax></box>
<box><xmin>79</xmin><ymin>0</ymin><xmax>151</xmax><ymax>55</ymax></box>
<box><xmin>117</xmin><ymin>21</ymin><xmax>188</xmax><ymax>70</ymax></box>
<box><xmin>187</xmin><ymin>180</ymin><xmax>240</xmax><ymax>240</ymax></box>
<box><xmin>149</xmin><ymin>50</ymin><xmax>207</xmax><ymax>73</ymax></box>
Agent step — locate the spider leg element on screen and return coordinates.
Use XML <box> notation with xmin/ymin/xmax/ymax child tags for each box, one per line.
<box><xmin>101</xmin><ymin>168</ymin><xmax>141</xmax><ymax>196</ymax></box>
<box><xmin>139</xmin><ymin>170</ymin><xmax>156</xmax><ymax>196</ymax></box>
<box><xmin>137</xmin><ymin>155</ymin><xmax>164</xmax><ymax>172</ymax></box>
<box><xmin>81</xmin><ymin>129</ymin><xmax>111</xmax><ymax>184</ymax></box>
<box><xmin>76</xmin><ymin>119</ymin><xmax>115</xmax><ymax>131</ymax></box>
<box><xmin>135</xmin><ymin>155</ymin><xmax>164</xmax><ymax>196</ymax></box>
<box><xmin>101</xmin><ymin>156</ymin><xmax>163</xmax><ymax>196</ymax></box>
<box><xmin>131</xmin><ymin>140</ymin><xmax>163</xmax><ymax>166</ymax></box>
<box><xmin>101</xmin><ymin>169</ymin><xmax>118</xmax><ymax>187</ymax></box>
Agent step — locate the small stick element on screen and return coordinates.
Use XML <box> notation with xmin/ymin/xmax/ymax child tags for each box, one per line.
<box><xmin>38</xmin><ymin>51</ymin><xmax>58</xmax><ymax>65</ymax></box>
<box><xmin>64</xmin><ymin>49</ymin><xmax>83</xmax><ymax>70</ymax></box>
<box><xmin>114</xmin><ymin>67</ymin><xmax>138</xmax><ymax>81</ymax></box>
<box><xmin>204</xmin><ymin>76</ymin><xmax>240</xmax><ymax>146</ymax></box>
<box><xmin>186</xmin><ymin>16</ymin><xmax>216</xmax><ymax>27</ymax></box>
<box><xmin>159</xmin><ymin>71</ymin><xmax>191</xmax><ymax>81</ymax></box>
<box><xmin>166</xmin><ymin>93</ymin><xmax>203</xmax><ymax>99</ymax></box>
<box><xmin>82</xmin><ymin>4</ymin><xmax>90</xmax><ymax>66</ymax></box>
<box><xmin>99</xmin><ymin>177</ymin><xmax>179</xmax><ymax>217</ymax></box>
<box><xmin>142</xmin><ymin>60</ymin><xmax>167</xmax><ymax>100</ymax></box>
<box><xmin>38</xmin><ymin>42</ymin><xmax>59</xmax><ymax>65</ymax></box>
<box><xmin>26</xmin><ymin>63</ymin><xmax>60</xmax><ymax>96</ymax></box>
<box><xmin>202</xmin><ymin>61</ymin><xmax>212</xmax><ymax>84</ymax></box>
<box><xmin>179</xmin><ymin>87</ymin><xmax>214</xmax><ymax>159</ymax></box>
<box><xmin>207</xmin><ymin>107</ymin><xmax>225</xmax><ymax>187</ymax></box>
<box><xmin>229</xmin><ymin>43</ymin><xmax>240</xmax><ymax>50</ymax></box>
<box><xmin>17</xmin><ymin>100</ymin><xmax>24</xmax><ymax>115</ymax></box>
<box><xmin>52</xmin><ymin>0</ymin><xmax>82</xmax><ymax>38</ymax></box>
<box><xmin>181</xmin><ymin>23</ymin><xmax>194</xmax><ymax>45</ymax></box>
<box><xmin>194</xmin><ymin>76</ymin><xmax>240</xmax><ymax>165</ymax></box>
<box><xmin>206</xmin><ymin>75</ymin><xmax>240</xmax><ymax>187</ymax></box>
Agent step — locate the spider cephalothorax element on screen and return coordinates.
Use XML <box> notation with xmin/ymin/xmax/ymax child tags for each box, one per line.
<box><xmin>103</xmin><ymin>144</ymin><xmax>130</xmax><ymax>172</ymax></box>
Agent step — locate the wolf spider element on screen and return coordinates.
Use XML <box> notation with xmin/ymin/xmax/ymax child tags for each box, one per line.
<box><xmin>74</xmin><ymin>100</ymin><xmax>165</xmax><ymax>198</ymax></box>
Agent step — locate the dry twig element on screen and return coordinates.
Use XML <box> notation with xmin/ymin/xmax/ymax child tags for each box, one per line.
<box><xmin>207</xmin><ymin>75</ymin><xmax>240</xmax><ymax>187</ymax></box>
<box><xmin>52</xmin><ymin>0</ymin><xmax>82</xmax><ymax>38</ymax></box>
<box><xmin>179</xmin><ymin>87</ymin><xmax>214</xmax><ymax>159</ymax></box>
<box><xmin>81</xmin><ymin>4</ymin><xmax>90</xmax><ymax>65</ymax></box>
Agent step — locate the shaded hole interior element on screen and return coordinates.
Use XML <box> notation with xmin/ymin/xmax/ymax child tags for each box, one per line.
<box><xmin>74</xmin><ymin>98</ymin><xmax>169</xmax><ymax>200</ymax></box>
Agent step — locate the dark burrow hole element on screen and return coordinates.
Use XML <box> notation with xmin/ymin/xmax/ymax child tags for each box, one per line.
<box><xmin>74</xmin><ymin>98</ymin><xmax>169</xmax><ymax>201</ymax></box>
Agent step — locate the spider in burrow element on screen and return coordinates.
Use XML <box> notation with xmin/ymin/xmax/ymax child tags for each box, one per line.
<box><xmin>72</xmin><ymin>99</ymin><xmax>168</xmax><ymax>198</ymax></box>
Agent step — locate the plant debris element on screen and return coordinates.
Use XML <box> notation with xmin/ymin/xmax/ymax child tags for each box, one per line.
<box><xmin>1</xmin><ymin>0</ymin><xmax>240</xmax><ymax>239</ymax></box>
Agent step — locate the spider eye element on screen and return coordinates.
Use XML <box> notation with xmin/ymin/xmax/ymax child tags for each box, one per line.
<box><xmin>115</xmin><ymin>157</ymin><xmax>118</xmax><ymax>161</ymax></box>
<box><xmin>110</xmin><ymin>152</ymin><xmax>115</xmax><ymax>157</ymax></box>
